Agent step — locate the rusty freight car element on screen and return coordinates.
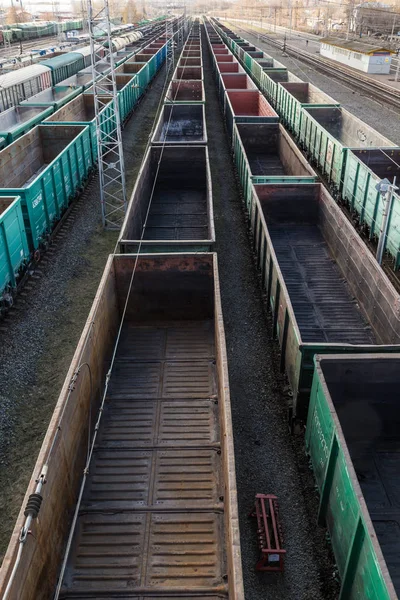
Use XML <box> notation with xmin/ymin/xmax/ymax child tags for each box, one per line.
<box><xmin>0</xmin><ymin>253</ymin><xmax>244</xmax><ymax>600</ymax></box>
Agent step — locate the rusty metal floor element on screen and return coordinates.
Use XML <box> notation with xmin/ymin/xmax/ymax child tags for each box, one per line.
<box><xmin>60</xmin><ymin>321</ymin><xmax>228</xmax><ymax>599</ymax></box>
<box><xmin>143</xmin><ymin>190</ymin><xmax>209</xmax><ymax>241</ymax></box>
<box><xmin>160</xmin><ymin>117</ymin><xmax>204</xmax><ymax>142</ymax></box>
<box><xmin>246</xmin><ymin>151</ymin><xmax>285</xmax><ymax>177</ymax></box>
<box><xmin>268</xmin><ymin>224</ymin><xmax>376</xmax><ymax>344</ymax></box>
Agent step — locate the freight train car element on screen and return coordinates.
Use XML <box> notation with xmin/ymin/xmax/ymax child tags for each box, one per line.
<box><xmin>224</xmin><ymin>90</ymin><xmax>279</xmax><ymax>138</ymax></box>
<box><xmin>40</xmin><ymin>53</ymin><xmax>86</xmax><ymax>85</ymax></box>
<box><xmin>116</xmin><ymin>59</ymin><xmax>149</xmax><ymax>94</ymax></box>
<box><xmin>108</xmin><ymin>30</ymin><xmax>143</xmax><ymax>52</ymax></box>
<box><xmin>119</xmin><ymin>146</ymin><xmax>214</xmax><ymax>253</ymax></box>
<box><xmin>0</xmin><ymin>65</ymin><xmax>52</xmax><ymax>112</ymax></box>
<box><xmin>73</xmin><ymin>44</ymin><xmax>104</xmax><ymax>68</ymax></box>
<box><xmin>0</xmin><ymin>29</ymin><xmax>176</xmax><ymax>311</ymax></box>
<box><xmin>232</xmin><ymin>122</ymin><xmax>317</xmax><ymax>212</ymax></box>
<box><xmin>165</xmin><ymin>38</ymin><xmax>205</xmax><ymax>103</ymax></box>
<box><xmin>57</xmin><ymin>71</ymin><xmax>96</xmax><ymax>89</ymax></box>
<box><xmin>20</xmin><ymin>84</ymin><xmax>82</xmax><ymax>111</ymax></box>
<box><xmin>341</xmin><ymin>148</ymin><xmax>400</xmax><ymax>269</ymax></box>
<box><xmin>276</xmin><ymin>81</ymin><xmax>340</xmax><ymax>137</ymax></box>
<box><xmin>0</xmin><ymin>125</ymin><xmax>92</xmax><ymax>252</ymax></box>
<box><xmin>0</xmin><ymin>23</ymin><xmax>166</xmax><ymax>115</ymax></box>
<box><xmin>0</xmin><ymin>124</ymin><xmax>93</xmax><ymax>310</ymax></box>
<box><xmin>43</xmin><ymin>94</ymin><xmax>114</xmax><ymax>162</ymax></box>
<box><xmin>165</xmin><ymin>78</ymin><xmax>205</xmax><ymax>103</ymax></box>
<box><xmin>0</xmin><ymin>196</ymin><xmax>30</xmax><ymax>310</ymax></box>
<box><xmin>248</xmin><ymin>182</ymin><xmax>400</xmax><ymax>422</ymax></box>
<box><xmin>209</xmin><ymin>20</ymin><xmax>298</xmax><ymax>106</ymax></box>
<box><xmin>85</xmin><ymin>73</ymin><xmax>140</xmax><ymax>122</ymax></box>
<box><xmin>218</xmin><ymin>72</ymin><xmax>257</xmax><ymax>110</ymax></box>
<box><xmin>306</xmin><ymin>353</ymin><xmax>400</xmax><ymax>600</ymax></box>
<box><xmin>151</xmin><ymin>103</ymin><xmax>207</xmax><ymax>145</ymax></box>
<box><xmin>210</xmin><ymin>19</ymin><xmax>400</xmax><ymax>272</ymax></box>
<box><xmin>298</xmin><ymin>106</ymin><xmax>397</xmax><ymax>192</ymax></box>
<box><xmin>209</xmin><ymin>41</ymin><xmax>279</xmax><ymax>138</ymax></box>
<box><xmin>210</xmin><ymin>21</ymin><xmax>287</xmax><ymax>92</ymax></box>
<box><xmin>0</xmin><ymin>105</ymin><xmax>53</xmax><ymax>144</ymax></box>
<box><xmin>0</xmin><ymin>252</ymin><xmax>244</xmax><ymax>600</ymax></box>
<box><xmin>0</xmin><ymin>20</ymin><xmax>83</xmax><ymax>45</ymax></box>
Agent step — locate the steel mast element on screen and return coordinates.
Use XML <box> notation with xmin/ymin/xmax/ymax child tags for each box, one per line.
<box><xmin>86</xmin><ymin>0</ymin><xmax>127</xmax><ymax>228</ymax></box>
<box><xmin>166</xmin><ymin>15</ymin><xmax>175</xmax><ymax>76</ymax></box>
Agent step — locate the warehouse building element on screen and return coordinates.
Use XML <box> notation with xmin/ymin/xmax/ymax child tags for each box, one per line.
<box><xmin>320</xmin><ymin>37</ymin><xmax>393</xmax><ymax>73</ymax></box>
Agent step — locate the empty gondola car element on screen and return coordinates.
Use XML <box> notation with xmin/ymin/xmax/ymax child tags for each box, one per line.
<box><xmin>0</xmin><ymin>252</ymin><xmax>244</xmax><ymax>600</ymax></box>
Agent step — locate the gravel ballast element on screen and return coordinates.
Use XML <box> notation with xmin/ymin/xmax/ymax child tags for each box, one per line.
<box><xmin>202</xmin><ymin>29</ymin><xmax>339</xmax><ymax>600</ymax></box>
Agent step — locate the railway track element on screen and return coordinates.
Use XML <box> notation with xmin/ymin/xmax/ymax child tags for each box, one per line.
<box><xmin>228</xmin><ymin>21</ymin><xmax>400</xmax><ymax>111</ymax></box>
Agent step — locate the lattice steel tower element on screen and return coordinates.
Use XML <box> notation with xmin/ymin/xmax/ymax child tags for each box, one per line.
<box><xmin>166</xmin><ymin>16</ymin><xmax>175</xmax><ymax>77</ymax></box>
<box><xmin>86</xmin><ymin>0</ymin><xmax>127</xmax><ymax>228</ymax></box>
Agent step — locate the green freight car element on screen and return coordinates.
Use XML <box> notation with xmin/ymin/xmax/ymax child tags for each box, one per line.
<box><xmin>63</xmin><ymin>20</ymin><xmax>83</xmax><ymax>31</ymax></box>
<box><xmin>44</xmin><ymin>94</ymin><xmax>114</xmax><ymax>162</ymax></box>
<box><xmin>258</xmin><ymin>69</ymin><xmax>297</xmax><ymax>105</ymax></box>
<box><xmin>232</xmin><ymin>122</ymin><xmax>317</xmax><ymax>213</ymax></box>
<box><xmin>247</xmin><ymin>53</ymin><xmax>275</xmax><ymax>85</ymax></box>
<box><xmin>0</xmin><ymin>196</ymin><xmax>30</xmax><ymax>311</ymax></box>
<box><xmin>40</xmin><ymin>53</ymin><xmax>86</xmax><ymax>86</ymax></box>
<box><xmin>299</xmin><ymin>106</ymin><xmax>397</xmax><ymax>193</ymax></box>
<box><xmin>19</xmin><ymin>85</ymin><xmax>82</xmax><ymax>111</ymax></box>
<box><xmin>306</xmin><ymin>353</ymin><xmax>400</xmax><ymax>600</ymax></box>
<box><xmin>84</xmin><ymin>74</ymin><xmax>137</xmax><ymax>122</ymax></box>
<box><xmin>115</xmin><ymin>60</ymin><xmax>149</xmax><ymax>94</ymax></box>
<box><xmin>276</xmin><ymin>81</ymin><xmax>339</xmax><ymax>138</ymax></box>
<box><xmin>0</xmin><ymin>105</ymin><xmax>53</xmax><ymax>145</ymax></box>
<box><xmin>341</xmin><ymin>148</ymin><xmax>400</xmax><ymax>270</ymax></box>
<box><xmin>86</xmin><ymin>46</ymin><xmax>167</xmax><ymax>121</ymax></box>
<box><xmin>136</xmin><ymin>50</ymin><xmax>159</xmax><ymax>79</ymax></box>
<box><xmin>248</xmin><ymin>182</ymin><xmax>400</xmax><ymax>422</ymax></box>
<box><xmin>0</xmin><ymin>124</ymin><xmax>92</xmax><ymax>251</ymax></box>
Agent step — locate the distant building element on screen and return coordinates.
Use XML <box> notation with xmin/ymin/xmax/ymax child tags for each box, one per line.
<box><xmin>320</xmin><ymin>36</ymin><xmax>393</xmax><ymax>73</ymax></box>
<box><xmin>353</xmin><ymin>2</ymin><xmax>396</xmax><ymax>35</ymax></box>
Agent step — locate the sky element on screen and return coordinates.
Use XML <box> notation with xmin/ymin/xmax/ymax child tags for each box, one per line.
<box><xmin>0</xmin><ymin>0</ymin><xmax>78</xmax><ymax>16</ymax></box>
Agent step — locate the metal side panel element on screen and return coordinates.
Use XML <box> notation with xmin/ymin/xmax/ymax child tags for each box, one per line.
<box><xmin>306</xmin><ymin>355</ymin><xmax>399</xmax><ymax>600</ymax></box>
<box><xmin>0</xmin><ymin>196</ymin><xmax>29</xmax><ymax>295</ymax></box>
